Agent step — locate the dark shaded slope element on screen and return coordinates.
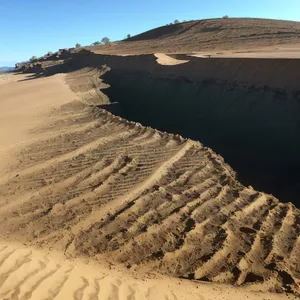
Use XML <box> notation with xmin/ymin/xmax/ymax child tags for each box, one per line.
<box><xmin>69</xmin><ymin>53</ymin><xmax>300</xmax><ymax>207</ymax></box>
<box><xmin>102</xmin><ymin>68</ymin><xmax>300</xmax><ymax>206</ymax></box>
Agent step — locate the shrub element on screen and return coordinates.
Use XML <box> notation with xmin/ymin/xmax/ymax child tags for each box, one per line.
<box><xmin>101</xmin><ymin>37</ymin><xmax>110</xmax><ymax>45</ymax></box>
<box><xmin>223</xmin><ymin>15</ymin><xmax>229</xmax><ymax>19</ymax></box>
<box><xmin>92</xmin><ymin>41</ymin><xmax>101</xmax><ymax>46</ymax></box>
<box><xmin>75</xmin><ymin>43</ymin><xmax>81</xmax><ymax>48</ymax></box>
<box><xmin>174</xmin><ymin>19</ymin><xmax>180</xmax><ymax>24</ymax></box>
<box><xmin>29</xmin><ymin>56</ymin><xmax>38</xmax><ymax>62</ymax></box>
<box><xmin>127</xmin><ymin>34</ymin><xmax>131</xmax><ymax>39</ymax></box>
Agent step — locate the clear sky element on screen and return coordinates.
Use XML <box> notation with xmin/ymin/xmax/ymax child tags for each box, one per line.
<box><xmin>1</xmin><ymin>0</ymin><xmax>300</xmax><ymax>66</ymax></box>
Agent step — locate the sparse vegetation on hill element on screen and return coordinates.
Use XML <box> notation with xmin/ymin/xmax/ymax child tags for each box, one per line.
<box><xmin>95</xmin><ymin>18</ymin><xmax>300</xmax><ymax>54</ymax></box>
<box><xmin>101</xmin><ymin>37</ymin><xmax>110</xmax><ymax>45</ymax></box>
<box><xmin>92</xmin><ymin>41</ymin><xmax>101</xmax><ymax>46</ymax></box>
<box><xmin>29</xmin><ymin>56</ymin><xmax>38</xmax><ymax>62</ymax></box>
<box><xmin>91</xmin><ymin>38</ymin><xmax>110</xmax><ymax>46</ymax></box>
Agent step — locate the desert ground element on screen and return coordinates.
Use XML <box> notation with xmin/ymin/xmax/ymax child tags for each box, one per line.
<box><xmin>0</xmin><ymin>18</ymin><xmax>300</xmax><ymax>299</ymax></box>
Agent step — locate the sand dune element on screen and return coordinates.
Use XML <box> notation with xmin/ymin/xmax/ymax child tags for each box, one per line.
<box><xmin>1</xmin><ymin>71</ymin><xmax>298</xmax><ymax>300</ymax></box>
<box><xmin>2</xmin><ymin>18</ymin><xmax>300</xmax><ymax>298</ymax></box>
<box><xmin>59</xmin><ymin>50</ymin><xmax>300</xmax><ymax>204</ymax></box>
<box><xmin>0</xmin><ymin>69</ymin><xmax>299</xmax><ymax>298</ymax></box>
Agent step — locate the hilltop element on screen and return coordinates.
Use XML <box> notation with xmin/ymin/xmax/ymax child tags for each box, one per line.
<box><xmin>89</xmin><ymin>18</ymin><xmax>300</xmax><ymax>55</ymax></box>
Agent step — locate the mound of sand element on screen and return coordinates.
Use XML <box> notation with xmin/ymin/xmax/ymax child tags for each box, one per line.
<box><xmin>55</xmin><ymin>51</ymin><xmax>300</xmax><ymax>204</ymax></box>
<box><xmin>1</xmin><ymin>71</ymin><xmax>298</xmax><ymax>299</ymax></box>
<box><xmin>0</xmin><ymin>67</ymin><xmax>299</xmax><ymax>297</ymax></box>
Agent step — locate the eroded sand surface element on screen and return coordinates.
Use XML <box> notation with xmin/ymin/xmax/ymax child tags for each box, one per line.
<box><xmin>0</xmin><ymin>70</ymin><xmax>299</xmax><ymax>299</ymax></box>
<box><xmin>0</xmin><ymin>73</ymin><xmax>76</xmax><ymax>176</ymax></box>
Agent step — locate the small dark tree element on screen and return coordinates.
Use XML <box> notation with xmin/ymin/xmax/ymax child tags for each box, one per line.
<box><xmin>75</xmin><ymin>43</ymin><xmax>81</xmax><ymax>48</ymax></box>
<box><xmin>92</xmin><ymin>41</ymin><xmax>101</xmax><ymax>46</ymax></box>
<box><xmin>127</xmin><ymin>34</ymin><xmax>131</xmax><ymax>39</ymax></box>
<box><xmin>101</xmin><ymin>37</ymin><xmax>110</xmax><ymax>45</ymax></box>
<box><xmin>223</xmin><ymin>15</ymin><xmax>229</xmax><ymax>19</ymax></box>
<box><xmin>29</xmin><ymin>56</ymin><xmax>38</xmax><ymax>62</ymax></box>
<box><xmin>174</xmin><ymin>19</ymin><xmax>180</xmax><ymax>24</ymax></box>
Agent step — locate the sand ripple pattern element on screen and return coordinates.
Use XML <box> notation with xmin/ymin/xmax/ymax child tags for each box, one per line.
<box><xmin>0</xmin><ymin>241</ymin><xmax>204</xmax><ymax>300</ymax></box>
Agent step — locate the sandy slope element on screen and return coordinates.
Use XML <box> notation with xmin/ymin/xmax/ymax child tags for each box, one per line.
<box><xmin>0</xmin><ymin>73</ymin><xmax>76</xmax><ymax>177</ymax></box>
<box><xmin>1</xmin><ymin>72</ymin><xmax>297</xmax><ymax>299</ymax></box>
<box><xmin>0</xmin><ymin>65</ymin><xmax>299</xmax><ymax>299</ymax></box>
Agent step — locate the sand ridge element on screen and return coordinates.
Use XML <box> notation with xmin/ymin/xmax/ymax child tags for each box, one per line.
<box><xmin>63</xmin><ymin>50</ymin><xmax>300</xmax><ymax>205</ymax></box>
<box><xmin>0</xmin><ymin>67</ymin><xmax>298</xmax><ymax>297</ymax></box>
<box><xmin>1</xmin><ymin>69</ymin><xmax>298</xmax><ymax>299</ymax></box>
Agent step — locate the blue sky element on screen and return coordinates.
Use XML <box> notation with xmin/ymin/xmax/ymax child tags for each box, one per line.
<box><xmin>1</xmin><ymin>0</ymin><xmax>300</xmax><ymax>66</ymax></box>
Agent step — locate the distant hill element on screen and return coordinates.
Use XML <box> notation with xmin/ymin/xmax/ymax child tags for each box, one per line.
<box><xmin>0</xmin><ymin>67</ymin><xmax>13</xmax><ymax>73</ymax></box>
<box><xmin>90</xmin><ymin>18</ymin><xmax>300</xmax><ymax>54</ymax></box>
<box><xmin>129</xmin><ymin>18</ymin><xmax>300</xmax><ymax>41</ymax></box>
